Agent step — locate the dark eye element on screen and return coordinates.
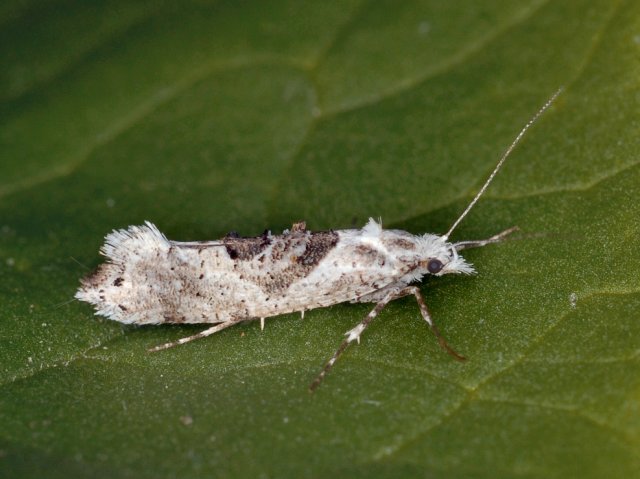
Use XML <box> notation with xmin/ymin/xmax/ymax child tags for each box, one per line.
<box><xmin>427</xmin><ymin>258</ymin><xmax>444</xmax><ymax>274</ymax></box>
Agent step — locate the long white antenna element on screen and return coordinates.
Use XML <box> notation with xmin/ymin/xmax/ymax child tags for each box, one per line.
<box><xmin>443</xmin><ymin>88</ymin><xmax>563</xmax><ymax>241</ymax></box>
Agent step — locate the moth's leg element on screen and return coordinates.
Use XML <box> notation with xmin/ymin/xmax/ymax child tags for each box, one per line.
<box><xmin>398</xmin><ymin>286</ymin><xmax>466</xmax><ymax>361</ymax></box>
<box><xmin>309</xmin><ymin>293</ymin><xmax>395</xmax><ymax>392</ymax></box>
<box><xmin>453</xmin><ymin>226</ymin><xmax>518</xmax><ymax>251</ymax></box>
<box><xmin>148</xmin><ymin>322</ymin><xmax>235</xmax><ymax>352</ymax></box>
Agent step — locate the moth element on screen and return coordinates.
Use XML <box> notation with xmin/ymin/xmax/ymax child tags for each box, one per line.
<box><xmin>76</xmin><ymin>89</ymin><xmax>561</xmax><ymax>390</ymax></box>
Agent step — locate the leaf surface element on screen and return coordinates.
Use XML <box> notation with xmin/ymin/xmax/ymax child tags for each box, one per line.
<box><xmin>1</xmin><ymin>1</ymin><xmax>639</xmax><ymax>477</ymax></box>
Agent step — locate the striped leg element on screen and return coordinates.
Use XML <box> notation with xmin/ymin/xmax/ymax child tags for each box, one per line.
<box><xmin>309</xmin><ymin>285</ymin><xmax>466</xmax><ymax>391</ymax></box>
<box><xmin>309</xmin><ymin>292</ymin><xmax>394</xmax><ymax>391</ymax></box>
<box><xmin>148</xmin><ymin>322</ymin><xmax>235</xmax><ymax>352</ymax></box>
<box><xmin>398</xmin><ymin>286</ymin><xmax>466</xmax><ymax>361</ymax></box>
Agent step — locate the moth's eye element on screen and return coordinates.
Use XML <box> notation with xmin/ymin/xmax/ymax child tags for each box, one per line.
<box><xmin>427</xmin><ymin>258</ymin><xmax>444</xmax><ymax>274</ymax></box>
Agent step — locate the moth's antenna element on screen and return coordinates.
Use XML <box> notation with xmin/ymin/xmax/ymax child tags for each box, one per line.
<box><xmin>443</xmin><ymin>88</ymin><xmax>563</xmax><ymax>241</ymax></box>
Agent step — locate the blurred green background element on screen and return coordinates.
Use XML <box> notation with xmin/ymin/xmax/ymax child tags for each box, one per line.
<box><xmin>1</xmin><ymin>1</ymin><xmax>639</xmax><ymax>477</ymax></box>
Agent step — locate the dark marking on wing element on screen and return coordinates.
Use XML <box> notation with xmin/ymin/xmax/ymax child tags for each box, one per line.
<box><xmin>223</xmin><ymin>234</ymin><xmax>272</xmax><ymax>260</ymax></box>
<box><xmin>297</xmin><ymin>231</ymin><xmax>339</xmax><ymax>266</ymax></box>
<box><xmin>259</xmin><ymin>230</ymin><xmax>339</xmax><ymax>294</ymax></box>
<box><xmin>386</xmin><ymin>238</ymin><xmax>416</xmax><ymax>250</ymax></box>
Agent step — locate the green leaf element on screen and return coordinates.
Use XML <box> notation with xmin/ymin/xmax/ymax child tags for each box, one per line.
<box><xmin>1</xmin><ymin>0</ymin><xmax>639</xmax><ymax>477</ymax></box>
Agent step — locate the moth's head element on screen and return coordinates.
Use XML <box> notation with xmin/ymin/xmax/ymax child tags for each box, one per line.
<box><xmin>418</xmin><ymin>234</ymin><xmax>475</xmax><ymax>276</ymax></box>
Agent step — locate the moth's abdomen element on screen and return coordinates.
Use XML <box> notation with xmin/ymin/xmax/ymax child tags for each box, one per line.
<box><xmin>76</xmin><ymin>223</ymin><xmax>237</xmax><ymax>325</ymax></box>
<box><xmin>76</xmin><ymin>222</ymin><xmax>181</xmax><ymax>324</ymax></box>
<box><xmin>76</xmin><ymin>222</ymin><xmax>323</xmax><ymax>325</ymax></box>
